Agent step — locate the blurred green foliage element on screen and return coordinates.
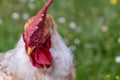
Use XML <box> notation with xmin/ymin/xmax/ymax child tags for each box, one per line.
<box><xmin>0</xmin><ymin>0</ymin><xmax>120</xmax><ymax>80</ymax></box>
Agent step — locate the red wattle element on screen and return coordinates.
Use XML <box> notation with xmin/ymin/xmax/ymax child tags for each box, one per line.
<box><xmin>23</xmin><ymin>35</ymin><xmax>53</xmax><ymax>68</ymax></box>
<box><xmin>30</xmin><ymin>36</ymin><xmax>53</xmax><ymax>68</ymax></box>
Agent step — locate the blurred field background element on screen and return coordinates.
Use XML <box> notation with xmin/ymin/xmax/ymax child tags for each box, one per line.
<box><xmin>0</xmin><ymin>0</ymin><xmax>120</xmax><ymax>80</ymax></box>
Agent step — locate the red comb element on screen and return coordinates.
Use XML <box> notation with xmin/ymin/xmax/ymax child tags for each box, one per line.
<box><xmin>23</xmin><ymin>0</ymin><xmax>53</xmax><ymax>47</ymax></box>
<box><xmin>32</xmin><ymin>0</ymin><xmax>53</xmax><ymax>26</ymax></box>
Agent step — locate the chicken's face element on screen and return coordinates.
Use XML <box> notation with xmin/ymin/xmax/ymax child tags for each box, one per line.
<box><xmin>22</xmin><ymin>0</ymin><xmax>53</xmax><ymax>68</ymax></box>
<box><xmin>23</xmin><ymin>14</ymin><xmax>54</xmax><ymax>55</ymax></box>
<box><xmin>23</xmin><ymin>14</ymin><xmax>54</xmax><ymax>68</ymax></box>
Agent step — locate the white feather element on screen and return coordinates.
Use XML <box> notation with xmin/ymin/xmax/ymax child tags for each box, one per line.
<box><xmin>0</xmin><ymin>29</ymin><xmax>73</xmax><ymax>80</ymax></box>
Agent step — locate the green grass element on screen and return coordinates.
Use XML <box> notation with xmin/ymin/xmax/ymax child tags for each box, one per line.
<box><xmin>0</xmin><ymin>0</ymin><xmax>120</xmax><ymax>80</ymax></box>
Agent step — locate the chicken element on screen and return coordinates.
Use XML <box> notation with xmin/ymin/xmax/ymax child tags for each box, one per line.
<box><xmin>0</xmin><ymin>0</ymin><xmax>75</xmax><ymax>80</ymax></box>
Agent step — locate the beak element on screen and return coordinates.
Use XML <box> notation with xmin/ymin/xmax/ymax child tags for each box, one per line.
<box><xmin>27</xmin><ymin>47</ymin><xmax>35</xmax><ymax>55</ymax></box>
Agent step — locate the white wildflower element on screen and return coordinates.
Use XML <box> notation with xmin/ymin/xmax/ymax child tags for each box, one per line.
<box><xmin>22</xmin><ymin>13</ymin><xmax>30</xmax><ymax>20</ymax></box>
<box><xmin>28</xmin><ymin>2</ymin><xmax>35</xmax><ymax>10</ymax></box>
<box><xmin>0</xmin><ymin>19</ymin><xmax>3</xmax><ymax>25</ymax></box>
<box><xmin>115</xmin><ymin>56</ymin><xmax>120</xmax><ymax>63</ymax></box>
<box><xmin>12</xmin><ymin>12</ymin><xmax>20</xmax><ymax>20</ymax></box>
<box><xmin>101</xmin><ymin>26</ymin><xmax>108</xmax><ymax>32</ymax></box>
<box><xmin>118</xmin><ymin>38</ymin><xmax>120</xmax><ymax>44</ymax></box>
<box><xmin>74</xmin><ymin>39</ymin><xmax>80</xmax><ymax>45</ymax></box>
<box><xmin>58</xmin><ymin>17</ymin><xmax>66</xmax><ymax>24</ymax></box>
<box><xmin>69</xmin><ymin>22</ymin><xmax>77</xmax><ymax>29</ymax></box>
<box><xmin>19</xmin><ymin>0</ymin><xmax>27</xmax><ymax>3</ymax></box>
